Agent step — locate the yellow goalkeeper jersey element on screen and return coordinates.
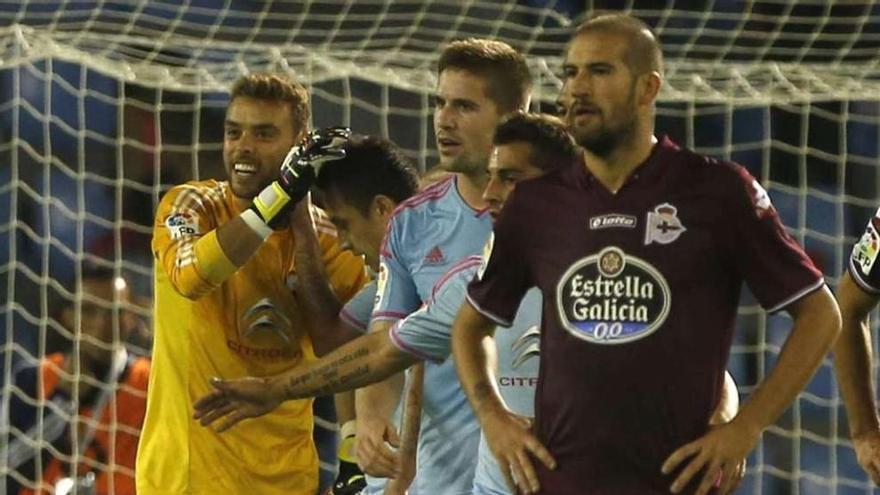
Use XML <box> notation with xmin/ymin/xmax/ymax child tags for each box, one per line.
<box><xmin>137</xmin><ymin>179</ymin><xmax>367</xmax><ymax>495</ymax></box>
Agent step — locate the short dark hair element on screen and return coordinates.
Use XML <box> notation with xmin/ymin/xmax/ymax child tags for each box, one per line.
<box><xmin>572</xmin><ymin>14</ymin><xmax>664</xmax><ymax>75</ymax></box>
<box><xmin>493</xmin><ymin>111</ymin><xmax>580</xmax><ymax>172</ymax></box>
<box><xmin>315</xmin><ymin>136</ymin><xmax>419</xmax><ymax>215</ymax></box>
<box><xmin>229</xmin><ymin>73</ymin><xmax>310</xmax><ymax>134</ymax></box>
<box><xmin>438</xmin><ymin>38</ymin><xmax>532</xmax><ymax>113</ymax></box>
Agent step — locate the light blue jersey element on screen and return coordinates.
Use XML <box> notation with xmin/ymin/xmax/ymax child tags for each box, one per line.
<box><xmin>373</xmin><ymin>175</ymin><xmax>492</xmax><ymax>494</ymax></box>
<box><xmin>341</xmin><ymin>280</ymin><xmax>377</xmax><ymax>334</ymax></box>
<box><xmin>390</xmin><ymin>257</ymin><xmax>542</xmax><ymax>495</ymax></box>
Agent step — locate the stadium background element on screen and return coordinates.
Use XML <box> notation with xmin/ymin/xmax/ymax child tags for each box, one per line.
<box><xmin>2</xmin><ymin>0</ymin><xmax>880</xmax><ymax>493</ymax></box>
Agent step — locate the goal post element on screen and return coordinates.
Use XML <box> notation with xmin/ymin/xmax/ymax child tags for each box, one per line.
<box><xmin>2</xmin><ymin>2</ymin><xmax>880</xmax><ymax>494</ymax></box>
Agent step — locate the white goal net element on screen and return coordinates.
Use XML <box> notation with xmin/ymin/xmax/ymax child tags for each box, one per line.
<box><xmin>2</xmin><ymin>1</ymin><xmax>880</xmax><ymax>494</ymax></box>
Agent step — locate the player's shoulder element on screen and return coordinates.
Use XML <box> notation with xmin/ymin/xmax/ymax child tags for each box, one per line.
<box><xmin>159</xmin><ymin>179</ymin><xmax>229</xmax><ymax>210</ymax></box>
<box><xmin>390</xmin><ymin>174</ymin><xmax>456</xmax><ymax>222</ymax></box>
<box><xmin>514</xmin><ymin>161</ymin><xmax>580</xmax><ymax>201</ymax></box>
<box><xmin>431</xmin><ymin>254</ymin><xmax>483</xmax><ymax>299</ymax></box>
<box><xmin>661</xmin><ymin>137</ymin><xmax>756</xmax><ymax>195</ymax></box>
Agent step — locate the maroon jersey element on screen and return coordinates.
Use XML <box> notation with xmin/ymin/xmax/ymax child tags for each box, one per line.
<box><xmin>467</xmin><ymin>137</ymin><xmax>823</xmax><ymax>494</ymax></box>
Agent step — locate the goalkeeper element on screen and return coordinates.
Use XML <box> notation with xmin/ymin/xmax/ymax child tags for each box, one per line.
<box><xmin>136</xmin><ymin>73</ymin><xmax>368</xmax><ymax>495</ymax></box>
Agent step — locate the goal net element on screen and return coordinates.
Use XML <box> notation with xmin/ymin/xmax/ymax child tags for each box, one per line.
<box><xmin>2</xmin><ymin>1</ymin><xmax>880</xmax><ymax>493</ymax></box>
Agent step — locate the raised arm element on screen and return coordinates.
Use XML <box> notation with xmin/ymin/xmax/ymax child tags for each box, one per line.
<box><xmin>289</xmin><ymin>199</ymin><xmax>366</xmax><ymax>356</ymax></box>
<box><xmin>834</xmin><ymin>272</ymin><xmax>880</xmax><ymax>483</ymax></box>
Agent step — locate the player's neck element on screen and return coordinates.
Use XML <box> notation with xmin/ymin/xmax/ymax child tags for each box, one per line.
<box><xmin>455</xmin><ymin>171</ymin><xmax>488</xmax><ymax>210</ymax></box>
<box><xmin>583</xmin><ymin>134</ymin><xmax>658</xmax><ymax>194</ymax></box>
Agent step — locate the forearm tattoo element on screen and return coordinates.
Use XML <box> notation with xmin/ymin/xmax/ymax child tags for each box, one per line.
<box><xmin>284</xmin><ymin>346</ymin><xmax>371</xmax><ymax>398</ymax></box>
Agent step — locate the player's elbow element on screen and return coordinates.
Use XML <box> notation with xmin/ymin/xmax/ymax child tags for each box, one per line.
<box><xmin>451</xmin><ymin>301</ymin><xmax>495</xmax><ymax>350</ymax></box>
<box><xmin>794</xmin><ymin>286</ymin><xmax>842</xmax><ymax>346</ymax></box>
<box><xmin>376</xmin><ymin>332</ymin><xmax>416</xmax><ymax>378</ymax></box>
<box><xmin>311</xmin><ymin>321</ymin><xmax>360</xmax><ymax>357</ymax></box>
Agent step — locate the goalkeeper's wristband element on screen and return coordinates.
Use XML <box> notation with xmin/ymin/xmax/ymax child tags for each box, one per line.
<box><xmin>240</xmin><ymin>209</ymin><xmax>272</xmax><ymax>241</ymax></box>
<box><xmin>250</xmin><ymin>181</ymin><xmax>292</xmax><ymax>229</ymax></box>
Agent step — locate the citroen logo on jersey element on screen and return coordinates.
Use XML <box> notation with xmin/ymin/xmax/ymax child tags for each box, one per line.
<box><xmin>510</xmin><ymin>325</ymin><xmax>540</xmax><ymax>369</ymax></box>
<box><xmin>242</xmin><ymin>298</ymin><xmax>292</xmax><ymax>343</ymax></box>
<box><xmin>556</xmin><ymin>246</ymin><xmax>671</xmax><ymax>345</ymax></box>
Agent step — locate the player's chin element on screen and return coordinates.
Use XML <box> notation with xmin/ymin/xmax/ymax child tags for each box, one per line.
<box><xmin>231</xmin><ymin>176</ymin><xmax>271</xmax><ymax>199</ymax></box>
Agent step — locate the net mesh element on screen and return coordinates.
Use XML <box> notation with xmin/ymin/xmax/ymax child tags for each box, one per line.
<box><xmin>2</xmin><ymin>1</ymin><xmax>880</xmax><ymax>494</ymax></box>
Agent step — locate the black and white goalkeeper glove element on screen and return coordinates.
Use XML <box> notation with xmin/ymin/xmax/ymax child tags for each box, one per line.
<box><xmin>249</xmin><ymin>126</ymin><xmax>351</xmax><ymax>228</ymax></box>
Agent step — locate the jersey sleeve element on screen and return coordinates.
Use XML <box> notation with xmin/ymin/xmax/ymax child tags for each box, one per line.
<box><xmin>340</xmin><ymin>281</ymin><xmax>377</xmax><ymax>333</ymax></box>
<box><xmin>389</xmin><ymin>258</ymin><xmax>481</xmax><ymax>363</ymax></box>
<box><xmin>152</xmin><ymin>184</ymin><xmax>237</xmax><ymax>300</ymax></box>
<box><xmin>313</xmin><ymin>207</ymin><xmax>369</xmax><ymax>304</ymax></box>
<box><xmin>372</xmin><ymin>213</ymin><xmax>421</xmax><ymax>322</ymax></box>
<box><xmin>726</xmin><ymin>165</ymin><xmax>824</xmax><ymax>312</ymax></box>
<box><xmin>848</xmin><ymin>208</ymin><xmax>880</xmax><ymax>294</ymax></box>
<box><xmin>466</xmin><ymin>190</ymin><xmax>533</xmax><ymax>327</ymax></box>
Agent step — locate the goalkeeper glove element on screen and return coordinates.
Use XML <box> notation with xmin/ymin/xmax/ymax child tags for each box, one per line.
<box><xmin>332</xmin><ymin>422</ymin><xmax>366</xmax><ymax>495</ymax></box>
<box><xmin>249</xmin><ymin>126</ymin><xmax>351</xmax><ymax>228</ymax></box>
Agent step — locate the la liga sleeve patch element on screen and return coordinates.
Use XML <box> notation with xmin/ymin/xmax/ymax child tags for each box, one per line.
<box><xmin>853</xmin><ymin>212</ymin><xmax>880</xmax><ymax>278</ymax></box>
<box><xmin>164</xmin><ymin>210</ymin><xmax>201</xmax><ymax>240</ymax></box>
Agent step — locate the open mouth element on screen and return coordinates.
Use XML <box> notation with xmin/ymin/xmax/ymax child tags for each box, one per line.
<box><xmin>234</xmin><ymin>163</ymin><xmax>258</xmax><ymax>177</ymax></box>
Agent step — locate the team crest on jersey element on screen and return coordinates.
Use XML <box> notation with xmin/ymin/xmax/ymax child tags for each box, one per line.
<box><xmin>165</xmin><ymin>210</ymin><xmax>200</xmax><ymax>240</ymax></box>
<box><xmin>644</xmin><ymin>203</ymin><xmax>686</xmax><ymax>245</ymax></box>
<box><xmin>853</xmin><ymin>213</ymin><xmax>880</xmax><ymax>276</ymax></box>
<box><xmin>589</xmin><ymin>214</ymin><xmax>637</xmax><ymax>230</ymax></box>
<box><xmin>556</xmin><ymin>246</ymin><xmax>670</xmax><ymax>345</ymax></box>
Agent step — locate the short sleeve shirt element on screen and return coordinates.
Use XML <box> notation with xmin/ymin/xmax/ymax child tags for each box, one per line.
<box><xmin>372</xmin><ymin>175</ymin><xmax>492</xmax><ymax>494</ymax></box>
<box><xmin>467</xmin><ymin>137</ymin><xmax>823</xmax><ymax>494</ymax></box>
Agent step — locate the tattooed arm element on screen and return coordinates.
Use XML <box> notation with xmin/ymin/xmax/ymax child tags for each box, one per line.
<box><xmin>452</xmin><ymin>300</ymin><xmax>556</xmax><ymax>495</ymax></box>
<box><xmin>193</xmin><ymin>330</ymin><xmax>417</xmax><ymax>432</ymax></box>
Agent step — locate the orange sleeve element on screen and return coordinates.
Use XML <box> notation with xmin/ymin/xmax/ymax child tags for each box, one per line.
<box><xmin>152</xmin><ymin>184</ymin><xmax>238</xmax><ymax>300</ymax></box>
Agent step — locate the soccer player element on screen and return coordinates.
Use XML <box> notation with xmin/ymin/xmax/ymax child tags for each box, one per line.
<box><xmin>453</xmin><ymin>14</ymin><xmax>841</xmax><ymax>495</ymax></box>
<box><xmin>832</xmin><ymin>210</ymin><xmax>880</xmax><ymax>485</ymax></box>
<box><xmin>311</xmin><ymin>135</ymin><xmax>421</xmax><ymax>494</ymax></box>
<box><xmin>136</xmin><ymin>73</ymin><xmax>368</xmax><ymax>495</ymax></box>
<box><xmin>355</xmin><ymin>38</ymin><xmax>531</xmax><ymax>494</ymax></box>
<box><xmin>8</xmin><ymin>265</ymin><xmax>149</xmax><ymax>495</ymax></box>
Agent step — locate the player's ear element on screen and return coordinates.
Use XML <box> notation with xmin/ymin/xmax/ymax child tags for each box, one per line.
<box><xmin>637</xmin><ymin>71</ymin><xmax>662</xmax><ymax>107</ymax></box>
<box><xmin>372</xmin><ymin>195</ymin><xmax>396</xmax><ymax>219</ymax></box>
